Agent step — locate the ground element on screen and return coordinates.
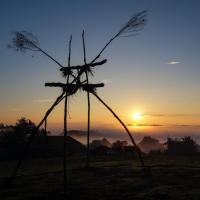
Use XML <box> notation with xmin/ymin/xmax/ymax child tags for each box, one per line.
<box><xmin>0</xmin><ymin>155</ymin><xmax>200</xmax><ymax>200</ymax></box>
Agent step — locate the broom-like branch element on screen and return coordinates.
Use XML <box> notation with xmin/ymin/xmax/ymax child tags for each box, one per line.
<box><xmin>9</xmin><ymin>31</ymin><xmax>65</xmax><ymax>69</ymax></box>
<box><xmin>91</xmin><ymin>10</ymin><xmax>147</xmax><ymax>63</ymax></box>
<box><xmin>8</xmin><ymin>31</ymin><xmax>39</xmax><ymax>52</ymax></box>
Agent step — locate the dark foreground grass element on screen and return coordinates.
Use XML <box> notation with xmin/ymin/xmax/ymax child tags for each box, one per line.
<box><xmin>0</xmin><ymin>155</ymin><xmax>200</xmax><ymax>200</ymax></box>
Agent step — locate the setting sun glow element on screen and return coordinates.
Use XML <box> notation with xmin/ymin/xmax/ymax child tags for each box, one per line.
<box><xmin>132</xmin><ymin>112</ymin><xmax>142</xmax><ymax>121</ymax></box>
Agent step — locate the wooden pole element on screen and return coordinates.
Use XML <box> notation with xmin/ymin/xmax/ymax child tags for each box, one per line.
<box><xmin>82</xmin><ymin>30</ymin><xmax>91</xmax><ymax>168</ymax></box>
<box><xmin>63</xmin><ymin>92</ymin><xmax>67</xmax><ymax>194</ymax></box>
<box><xmin>63</xmin><ymin>35</ymin><xmax>72</xmax><ymax>195</ymax></box>
<box><xmin>44</xmin><ymin>118</ymin><xmax>48</xmax><ymax>144</ymax></box>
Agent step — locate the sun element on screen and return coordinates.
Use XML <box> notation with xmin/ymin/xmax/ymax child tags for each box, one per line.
<box><xmin>132</xmin><ymin>112</ymin><xmax>142</xmax><ymax>121</ymax></box>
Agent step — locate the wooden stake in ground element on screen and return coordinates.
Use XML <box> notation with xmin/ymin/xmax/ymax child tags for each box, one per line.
<box><xmin>63</xmin><ymin>35</ymin><xmax>72</xmax><ymax>194</ymax></box>
<box><xmin>82</xmin><ymin>30</ymin><xmax>91</xmax><ymax>168</ymax></box>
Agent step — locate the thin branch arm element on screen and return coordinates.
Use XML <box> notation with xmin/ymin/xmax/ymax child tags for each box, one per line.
<box><xmin>91</xmin><ymin>92</ymin><xmax>145</xmax><ymax>170</ymax></box>
<box><xmin>8</xmin><ymin>91</ymin><xmax>65</xmax><ymax>185</ymax></box>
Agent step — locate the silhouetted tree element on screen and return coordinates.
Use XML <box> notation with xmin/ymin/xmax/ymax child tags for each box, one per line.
<box><xmin>15</xmin><ymin>118</ymin><xmax>36</xmax><ymax>136</ymax></box>
<box><xmin>1</xmin><ymin>118</ymin><xmax>45</xmax><ymax>149</ymax></box>
<box><xmin>112</xmin><ymin>140</ymin><xmax>128</xmax><ymax>153</ymax></box>
<box><xmin>1</xmin><ymin>128</ymin><xmax>16</xmax><ymax>148</ymax></box>
<box><xmin>0</xmin><ymin>123</ymin><xmax>4</xmax><ymax>129</ymax></box>
<box><xmin>167</xmin><ymin>136</ymin><xmax>198</xmax><ymax>155</ymax></box>
<box><xmin>124</xmin><ymin>146</ymin><xmax>136</xmax><ymax>156</ymax></box>
<box><xmin>91</xmin><ymin>145</ymin><xmax>110</xmax><ymax>156</ymax></box>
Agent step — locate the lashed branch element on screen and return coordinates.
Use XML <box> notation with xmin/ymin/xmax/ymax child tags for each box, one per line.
<box><xmin>91</xmin><ymin>92</ymin><xmax>146</xmax><ymax>172</ymax></box>
<box><xmin>8</xmin><ymin>91</ymin><xmax>66</xmax><ymax>185</ymax></box>
<box><xmin>45</xmin><ymin>82</ymin><xmax>104</xmax><ymax>90</ymax></box>
<box><xmin>60</xmin><ymin>59</ymin><xmax>107</xmax><ymax>72</ymax></box>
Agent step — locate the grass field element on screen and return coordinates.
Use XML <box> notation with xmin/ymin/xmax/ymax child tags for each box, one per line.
<box><xmin>0</xmin><ymin>155</ymin><xmax>200</xmax><ymax>200</ymax></box>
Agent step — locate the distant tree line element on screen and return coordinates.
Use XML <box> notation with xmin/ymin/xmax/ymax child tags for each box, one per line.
<box><xmin>90</xmin><ymin>137</ymin><xmax>200</xmax><ymax>157</ymax></box>
<box><xmin>149</xmin><ymin>136</ymin><xmax>199</xmax><ymax>156</ymax></box>
<box><xmin>166</xmin><ymin>136</ymin><xmax>199</xmax><ymax>156</ymax></box>
<box><xmin>1</xmin><ymin>118</ymin><xmax>199</xmax><ymax>159</ymax></box>
<box><xmin>0</xmin><ymin>118</ymin><xmax>47</xmax><ymax>144</ymax></box>
<box><xmin>0</xmin><ymin>118</ymin><xmax>47</xmax><ymax>159</ymax></box>
<box><xmin>90</xmin><ymin>138</ymin><xmax>137</xmax><ymax>156</ymax></box>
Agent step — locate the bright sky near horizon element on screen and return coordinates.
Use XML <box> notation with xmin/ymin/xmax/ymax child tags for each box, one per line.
<box><xmin>0</xmin><ymin>0</ymin><xmax>200</xmax><ymax>138</ymax></box>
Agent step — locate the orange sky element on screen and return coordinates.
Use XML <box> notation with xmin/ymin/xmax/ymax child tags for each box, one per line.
<box><xmin>1</xmin><ymin>1</ymin><xmax>200</xmax><ymax>140</ymax></box>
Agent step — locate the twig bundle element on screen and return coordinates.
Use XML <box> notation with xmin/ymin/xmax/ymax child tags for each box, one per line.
<box><xmin>117</xmin><ymin>10</ymin><xmax>147</xmax><ymax>37</ymax></box>
<box><xmin>8</xmin><ymin>31</ymin><xmax>39</xmax><ymax>52</ymax></box>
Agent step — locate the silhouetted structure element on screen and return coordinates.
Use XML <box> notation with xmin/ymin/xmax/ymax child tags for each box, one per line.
<box><xmin>7</xmin><ymin>10</ymin><xmax>148</xmax><ymax>193</ymax></box>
